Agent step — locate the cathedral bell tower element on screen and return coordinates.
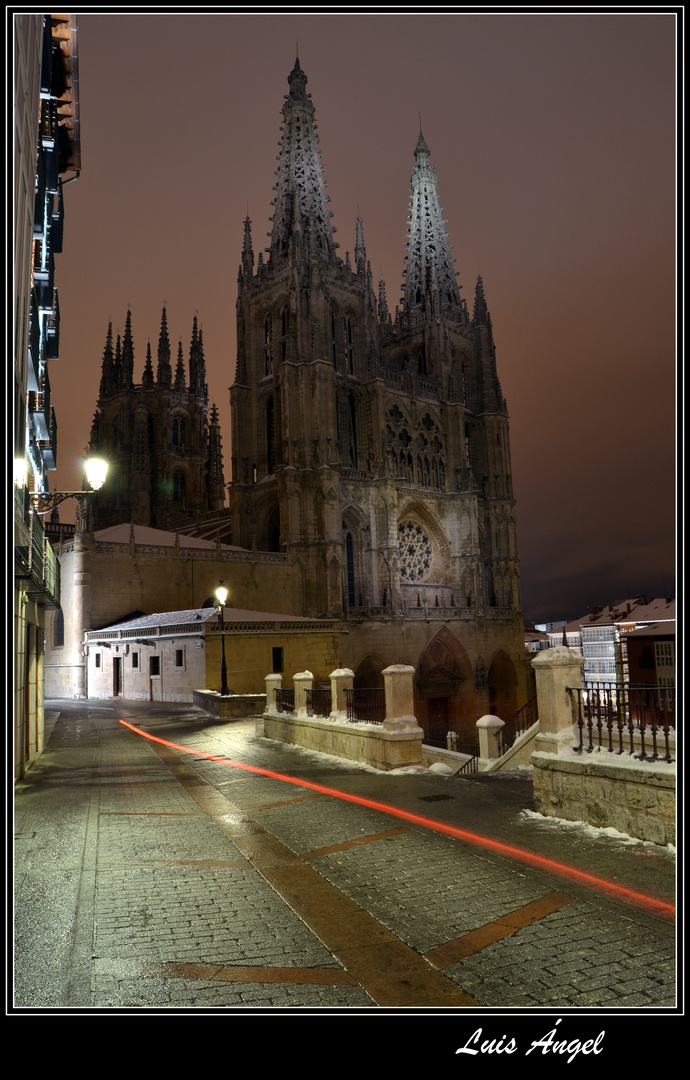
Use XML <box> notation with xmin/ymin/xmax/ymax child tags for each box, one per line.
<box><xmin>230</xmin><ymin>58</ymin><xmax>379</xmax><ymax>615</ymax></box>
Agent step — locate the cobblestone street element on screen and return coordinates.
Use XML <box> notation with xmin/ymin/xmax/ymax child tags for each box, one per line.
<box><xmin>14</xmin><ymin>700</ymin><xmax>676</xmax><ymax>1017</ymax></box>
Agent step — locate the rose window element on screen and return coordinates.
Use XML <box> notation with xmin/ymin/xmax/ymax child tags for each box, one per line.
<box><xmin>398</xmin><ymin>520</ymin><xmax>433</xmax><ymax>581</ymax></box>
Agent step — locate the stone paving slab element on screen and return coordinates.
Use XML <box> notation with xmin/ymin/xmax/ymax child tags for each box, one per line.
<box><xmin>14</xmin><ymin>700</ymin><xmax>677</xmax><ymax>1014</ymax></box>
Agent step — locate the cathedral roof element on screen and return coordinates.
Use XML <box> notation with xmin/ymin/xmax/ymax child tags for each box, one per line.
<box><xmin>93</xmin><ymin>523</ymin><xmax>239</xmax><ymax>550</ymax></box>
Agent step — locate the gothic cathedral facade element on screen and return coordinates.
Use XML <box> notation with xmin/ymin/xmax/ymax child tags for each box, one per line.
<box><xmin>229</xmin><ymin>59</ymin><xmax>527</xmax><ymax>733</ymax></box>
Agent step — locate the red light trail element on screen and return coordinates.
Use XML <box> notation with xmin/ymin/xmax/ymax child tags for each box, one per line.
<box><xmin>119</xmin><ymin>720</ymin><xmax>675</xmax><ymax>920</ymax></box>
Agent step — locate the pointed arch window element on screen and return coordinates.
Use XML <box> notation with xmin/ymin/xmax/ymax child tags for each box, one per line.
<box><xmin>173</xmin><ymin>471</ymin><xmax>186</xmax><ymax>503</ymax></box>
<box><xmin>346</xmin><ymin>395</ymin><xmax>357</xmax><ymax>468</ymax></box>
<box><xmin>345</xmin><ymin>530</ymin><xmax>356</xmax><ymax>607</ymax></box>
<box><xmin>264</xmin><ymin>318</ymin><xmax>273</xmax><ymax>375</ymax></box>
<box><xmin>417</xmin><ymin>346</ymin><xmax>427</xmax><ymax>375</ymax></box>
<box><xmin>280</xmin><ymin>309</ymin><xmax>289</xmax><ymax>363</ymax></box>
<box><xmin>266</xmin><ymin>395</ymin><xmax>276</xmax><ymax>475</ymax></box>
<box><xmin>172</xmin><ymin>416</ymin><xmax>185</xmax><ymax>448</ymax></box>
<box><xmin>345</xmin><ymin>317</ymin><xmax>354</xmax><ymax>373</ymax></box>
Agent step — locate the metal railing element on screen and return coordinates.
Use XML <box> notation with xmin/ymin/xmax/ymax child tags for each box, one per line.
<box><xmin>569</xmin><ymin>683</ymin><xmax>675</xmax><ymax>763</ymax></box>
<box><xmin>345</xmin><ymin>687</ymin><xmax>385</xmax><ymax>724</ymax></box>
<box><xmin>305</xmin><ymin>688</ymin><xmax>332</xmax><ymax>718</ymax></box>
<box><xmin>457</xmin><ymin>754</ymin><xmax>479</xmax><ymax>774</ymax></box>
<box><xmin>497</xmin><ymin>695</ymin><xmax>538</xmax><ymax>755</ymax></box>
<box><xmin>274</xmin><ymin>688</ymin><xmax>295</xmax><ymax>715</ymax></box>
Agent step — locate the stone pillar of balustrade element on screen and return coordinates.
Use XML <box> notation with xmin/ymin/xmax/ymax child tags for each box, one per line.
<box><xmin>381</xmin><ymin>664</ymin><xmax>423</xmax><ymax>732</ymax></box>
<box><xmin>476</xmin><ymin>714</ymin><xmax>505</xmax><ymax>760</ymax></box>
<box><xmin>329</xmin><ymin>668</ymin><xmax>354</xmax><ymax>721</ymax></box>
<box><xmin>293</xmin><ymin>670</ymin><xmax>313</xmax><ymax>716</ymax></box>
<box><xmin>531</xmin><ymin>646</ymin><xmax>585</xmax><ymax>755</ymax></box>
<box><xmin>264</xmin><ymin>672</ymin><xmax>282</xmax><ymax>714</ymax></box>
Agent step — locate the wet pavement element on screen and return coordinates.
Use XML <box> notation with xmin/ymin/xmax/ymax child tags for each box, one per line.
<box><xmin>13</xmin><ymin>699</ymin><xmax>676</xmax><ymax>1014</ymax></box>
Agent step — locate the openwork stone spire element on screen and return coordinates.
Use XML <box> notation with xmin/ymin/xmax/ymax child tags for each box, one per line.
<box><xmin>402</xmin><ymin>131</ymin><xmax>461</xmax><ymax>314</ymax></box>
<box><xmin>268</xmin><ymin>58</ymin><xmax>336</xmax><ymax>264</ymax></box>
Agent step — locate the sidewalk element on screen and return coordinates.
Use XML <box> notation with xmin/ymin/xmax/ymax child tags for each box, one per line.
<box><xmin>13</xmin><ymin>699</ymin><xmax>676</xmax><ymax>1011</ymax></box>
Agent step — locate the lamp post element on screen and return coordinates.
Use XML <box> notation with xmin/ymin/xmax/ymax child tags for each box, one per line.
<box><xmin>29</xmin><ymin>456</ymin><xmax>109</xmax><ymax>515</ymax></box>
<box><xmin>215</xmin><ymin>579</ymin><xmax>229</xmax><ymax>696</ymax></box>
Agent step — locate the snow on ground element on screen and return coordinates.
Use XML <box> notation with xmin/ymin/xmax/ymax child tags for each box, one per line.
<box><xmin>520</xmin><ymin>808</ymin><xmax>676</xmax><ymax>855</ymax></box>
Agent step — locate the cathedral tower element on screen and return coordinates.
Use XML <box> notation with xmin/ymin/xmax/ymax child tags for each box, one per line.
<box><xmin>229</xmin><ymin>60</ymin><xmax>526</xmax><ymax>732</ymax></box>
<box><xmin>88</xmin><ymin>308</ymin><xmax>225</xmax><ymax>530</ymax></box>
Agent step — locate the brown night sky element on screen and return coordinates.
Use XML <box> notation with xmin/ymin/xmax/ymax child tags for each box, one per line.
<box><xmin>46</xmin><ymin>11</ymin><xmax>677</xmax><ymax>624</ymax></box>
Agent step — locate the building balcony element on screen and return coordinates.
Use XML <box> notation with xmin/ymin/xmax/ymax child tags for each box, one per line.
<box><xmin>29</xmin><ymin>367</ymin><xmax>51</xmax><ymax>441</ymax></box>
<box><xmin>42</xmin><ymin>407</ymin><xmax>58</xmax><ymax>471</ymax></box>
<box><xmin>45</xmin><ymin>289</ymin><xmax>60</xmax><ymax>359</ymax></box>
<box><xmin>14</xmin><ymin>495</ymin><xmax>61</xmax><ymax>607</ymax></box>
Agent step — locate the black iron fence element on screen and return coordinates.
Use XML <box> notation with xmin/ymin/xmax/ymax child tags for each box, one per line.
<box><xmin>345</xmin><ymin>687</ymin><xmax>385</xmax><ymax>724</ymax></box>
<box><xmin>305</xmin><ymin>688</ymin><xmax>332</xmax><ymax>718</ymax></box>
<box><xmin>274</xmin><ymin>688</ymin><xmax>295</xmax><ymax>715</ymax></box>
<box><xmin>569</xmin><ymin>682</ymin><xmax>675</xmax><ymax>764</ymax></box>
<box><xmin>423</xmin><ymin>730</ymin><xmax>479</xmax><ymax>756</ymax></box>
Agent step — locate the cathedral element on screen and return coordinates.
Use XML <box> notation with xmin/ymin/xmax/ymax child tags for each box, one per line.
<box><xmin>87</xmin><ymin>308</ymin><xmax>225</xmax><ymax>530</ymax></box>
<box><xmin>81</xmin><ymin>57</ymin><xmax>528</xmax><ymax>735</ymax></box>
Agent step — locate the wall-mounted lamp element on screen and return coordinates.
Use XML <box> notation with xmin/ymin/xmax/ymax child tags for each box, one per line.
<box><xmin>30</xmin><ymin>456</ymin><xmax>109</xmax><ymax>515</ymax></box>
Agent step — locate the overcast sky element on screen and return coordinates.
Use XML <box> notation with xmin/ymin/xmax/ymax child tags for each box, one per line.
<box><xmin>46</xmin><ymin>9</ymin><xmax>677</xmax><ymax>624</ymax></box>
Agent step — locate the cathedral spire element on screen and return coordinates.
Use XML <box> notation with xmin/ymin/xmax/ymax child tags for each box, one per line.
<box><xmin>472</xmin><ymin>274</ymin><xmax>490</xmax><ymax>327</ymax></box>
<box><xmin>402</xmin><ymin>130</ymin><xmax>461</xmax><ymax>315</ymax></box>
<box><xmin>197</xmin><ymin>327</ymin><xmax>208</xmax><ymax>403</ymax></box>
<box><xmin>121</xmin><ymin>309</ymin><xmax>135</xmax><ymax>389</ymax></box>
<box><xmin>355</xmin><ymin>216</ymin><xmax>367</xmax><ymax>276</ymax></box>
<box><xmin>268</xmin><ymin>58</ymin><xmax>337</xmax><ymax>264</ymax></box>
<box><xmin>206</xmin><ymin>401</ymin><xmax>226</xmax><ymax>509</ymax></box>
<box><xmin>156</xmin><ymin>307</ymin><xmax>172</xmax><ymax>387</ymax></box>
<box><xmin>242</xmin><ymin>215</ymin><xmax>254</xmax><ymax>277</ymax></box>
<box><xmin>378</xmin><ymin>277</ymin><xmax>389</xmax><ymax>324</ymax></box>
<box><xmin>174</xmin><ymin>340</ymin><xmax>186</xmax><ymax>391</ymax></box>
<box><xmin>113</xmin><ymin>332</ymin><xmax>123</xmax><ymax>385</ymax></box>
<box><xmin>98</xmin><ymin>322</ymin><xmax>115</xmax><ymax>400</ymax></box>
<box><xmin>142</xmin><ymin>341</ymin><xmax>154</xmax><ymax>390</ymax></box>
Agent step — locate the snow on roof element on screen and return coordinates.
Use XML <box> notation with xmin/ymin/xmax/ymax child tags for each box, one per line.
<box><xmin>621</xmin><ymin>620</ymin><xmax>676</xmax><ymax>638</ymax></box>
<box><xmin>94</xmin><ymin>607</ymin><xmax>334</xmax><ymax>632</ymax></box>
<box><xmin>93</xmin><ymin>522</ymin><xmax>240</xmax><ymax>550</ymax></box>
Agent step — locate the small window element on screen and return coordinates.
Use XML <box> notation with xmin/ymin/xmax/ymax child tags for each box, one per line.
<box><xmin>132</xmin><ymin>652</ymin><xmax>139</xmax><ymax>669</ymax></box>
<box><xmin>150</xmin><ymin>656</ymin><xmax>160</xmax><ymax>676</ymax></box>
<box><xmin>175</xmin><ymin>649</ymin><xmax>184</xmax><ymax>668</ymax></box>
<box><xmin>53</xmin><ymin>607</ymin><xmax>64</xmax><ymax>648</ymax></box>
<box><xmin>95</xmin><ymin>653</ymin><xmax>101</xmax><ymax>669</ymax></box>
<box><xmin>272</xmin><ymin>647</ymin><xmax>284</xmax><ymax>674</ymax></box>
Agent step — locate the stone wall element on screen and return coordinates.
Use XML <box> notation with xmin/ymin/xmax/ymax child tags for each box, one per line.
<box><xmin>531</xmin><ymin>751</ymin><xmax>675</xmax><ymax>846</ymax></box>
<box><xmin>530</xmin><ymin>647</ymin><xmax>675</xmax><ymax>846</ymax></box>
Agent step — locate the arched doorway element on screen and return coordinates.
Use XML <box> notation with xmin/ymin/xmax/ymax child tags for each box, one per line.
<box><xmin>415</xmin><ymin>628</ymin><xmax>475</xmax><ymax>746</ymax></box>
<box><xmin>354</xmin><ymin>655</ymin><xmax>385</xmax><ymax>689</ymax></box>
<box><xmin>487</xmin><ymin>649</ymin><xmax>518</xmax><ymax>721</ymax></box>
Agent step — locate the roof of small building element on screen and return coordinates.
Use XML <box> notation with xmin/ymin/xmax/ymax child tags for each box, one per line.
<box><xmin>91</xmin><ymin>607</ymin><xmax>335</xmax><ymax>633</ymax></box>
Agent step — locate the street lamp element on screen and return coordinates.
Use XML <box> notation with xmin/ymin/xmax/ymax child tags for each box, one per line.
<box><xmin>215</xmin><ymin>579</ymin><xmax>229</xmax><ymax>696</ymax></box>
<box><xmin>30</xmin><ymin>456</ymin><xmax>109</xmax><ymax>515</ymax></box>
